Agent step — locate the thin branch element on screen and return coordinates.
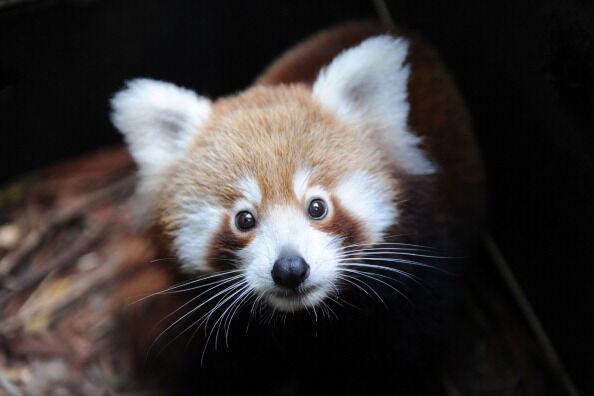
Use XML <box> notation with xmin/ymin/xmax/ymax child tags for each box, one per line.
<box><xmin>0</xmin><ymin>174</ymin><xmax>133</xmax><ymax>277</ymax></box>
<box><xmin>0</xmin><ymin>370</ymin><xmax>23</xmax><ymax>396</ymax></box>
<box><xmin>0</xmin><ymin>222</ymin><xmax>106</xmax><ymax>310</ymax></box>
<box><xmin>485</xmin><ymin>233</ymin><xmax>582</xmax><ymax>396</ymax></box>
<box><xmin>372</xmin><ymin>0</ymin><xmax>395</xmax><ymax>28</ymax></box>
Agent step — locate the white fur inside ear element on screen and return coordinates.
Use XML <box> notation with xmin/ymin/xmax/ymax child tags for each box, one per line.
<box><xmin>110</xmin><ymin>78</ymin><xmax>211</xmax><ymax>177</ymax></box>
<box><xmin>313</xmin><ymin>35</ymin><xmax>436</xmax><ymax>175</ymax></box>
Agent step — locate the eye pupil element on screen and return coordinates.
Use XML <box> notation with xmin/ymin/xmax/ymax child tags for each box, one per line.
<box><xmin>235</xmin><ymin>211</ymin><xmax>256</xmax><ymax>231</ymax></box>
<box><xmin>308</xmin><ymin>199</ymin><xmax>327</xmax><ymax>219</ymax></box>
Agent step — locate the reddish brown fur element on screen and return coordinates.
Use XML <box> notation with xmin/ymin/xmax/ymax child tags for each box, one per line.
<box><xmin>255</xmin><ymin>21</ymin><xmax>387</xmax><ymax>87</ymax></box>
<box><xmin>259</xmin><ymin>20</ymin><xmax>484</xmax><ymax>211</ymax></box>
<box><xmin>316</xmin><ymin>196</ymin><xmax>366</xmax><ymax>249</ymax></box>
<box><xmin>155</xmin><ymin>19</ymin><xmax>483</xmax><ymax>269</ymax></box>
<box><xmin>125</xmin><ymin>21</ymin><xmax>485</xmax><ymax>386</ymax></box>
<box><xmin>206</xmin><ymin>214</ymin><xmax>253</xmax><ymax>271</ymax></box>
<box><xmin>257</xmin><ymin>20</ymin><xmax>485</xmax><ymax>246</ymax></box>
<box><xmin>157</xmin><ymin>84</ymin><xmax>396</xmax><ymax>241</ymax></box>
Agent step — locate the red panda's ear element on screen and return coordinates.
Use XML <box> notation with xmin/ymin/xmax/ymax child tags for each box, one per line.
<box><xmin>110</xmin><ymin>78</ymin><xmax>211</xmax><ymax>179</ymax></box>
<box><xmin>312</xmin><ymin>36</ymin><xmax>436</xmax><ymax>175</ymax></box>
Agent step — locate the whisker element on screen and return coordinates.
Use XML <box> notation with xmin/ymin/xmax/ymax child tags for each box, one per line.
<box><xmin>153</xmin><ymin>274</ymin><xmax>246</xmax><ymax>329</ymax></box>
<box><xmin>131</xmin><ymin>269</ymin><xmax>243</xmax><ymax>304</ymax></box>
<box><xmin>319</xmin><ymin>299</ymin><xmax>339</xmax><ymax>319</ymax></box>
<box><xmin>183</xmin><ymin>283</ymin><xmax>247</xmax><ymax>352</ymax></box>
<box><xmin>198</xmin><ymin>282</ymin><xmax>248</xmax><ymax>335</ymax></box>
<box><xmin>155</xmin><ymin>272</ymin><xmax>244</xmax><ymax>296</ymax></box>
<box><xmin>340</xmin><ymin>268</ymin><xmax>411</xmax><ymax>304</ymax></box>
<box><xmin>340</xmin><ymin>267</ymin><xmax>403</xmax><ymax>284</ymax></box>
<box><xmin>149</xmin><ymin>278</ymin><xmax>246</xmax><ymax>356</ymax></box>
<box><xmin>339</xmin><ymin>262</ymin><xmax>427</xmax><ymax>288</ymax></box>
<box><xmin>339</xmin><ymin>240</ymin><xmax>437</xmax><ymax>251</ymax></box>
<box><xmin>337</xmin><ymin>274</ymin><xmax>387</xmax><ymax>308</ymax></box>
<box><xmin>337</xmin><ymin>275</ymin><xmax>372</xmax><ymax>299</ymax></box>
<box><xmin>336</xmin><ymin>249</ymin><xmax>456</xmax><ymax>260</ymax></box>
<box><xmin>211</xmin><ymin>285</ymin><xmax>252</xmax><ymax>351</ymax></box>
<box><xmin>338</xmin><ymin>247</ymin><xmax>436</xmax><ymax>256</ymax></box>
<box><xmin>150</xmin><ymin>257</ymin><xmax>178</xmax><ymax>263</ymax></box>
<box><xmin>173</xmin><ymin>282</ymin><xmax>249</xmax><ymax>359</ymax></box>
<box><xmin>308</xmin><ymin>304</ymin><xmax>318</xmax><ymax>322</ymax></box>
<box><xmin>218</xmin><ymin>287</ymin><xmax>254</xmax><ymax>348</ymax></box>
<box><xmin>224</xmin><ymin>290</ymin><xmax>255</xmax><ymax>346</ymax></box>
<box><xmin>340</xmin><ymin>257</ymin><xmax>443</xmax><ymax>272</ymax></box>
<box><xmin>248</xmin><ymin>293</ymin><xmax>266</xmax><ymax>329</ymax></box>
<box><xmin>327</xmin><ymin>291</ymin><xmax>358</xmax><ymax>311</ymax></box>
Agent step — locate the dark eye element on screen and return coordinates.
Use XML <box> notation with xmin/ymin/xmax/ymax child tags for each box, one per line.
<box><xmin>235</xmin><ymin>211</ymin><xmax>256</xmax><ymax>231</ymax></box>
<box><xmin>308</xmin><ymin>199</ymin><xmax>327</xmax><ymax>219</ymax></box>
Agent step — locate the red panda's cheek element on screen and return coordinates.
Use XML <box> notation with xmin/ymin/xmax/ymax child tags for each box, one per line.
<box><xmin>205</xmin><ymin>213</ymin><xmax>254</xmax><ymax>272</ymax></box>
<box><xmin>314</xmin><ymin>197</ymin><xmax>367</xmax><ymax>249</ymax></box>
<box><xmin>168</xmin><ymin>202</ymin><xmax>227</xmax><ymax>273</ymax></box>
<box><xmin>331</xmin><ymin>170</ymin><xmax>399</xmax><ymax>244</ymax></box>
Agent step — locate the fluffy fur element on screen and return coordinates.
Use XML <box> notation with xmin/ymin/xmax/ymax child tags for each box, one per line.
<box><xmin>118</xmin><ymin>84</ymin><xmax>401</xmax><ymax>308</ymax></box>
<box><xmin>111</xmin><ymin>22</ymin><xmax>482</xmax><ymax>310</ymax></box>
<box><xmin>112</xmin><ymin>21</ymin><xmax>484</xmax><ymax>395</ymax></box>
<box><xmin>111</xmin><ymin>79</ymin><xmax>212</xmax><ymax>214</ymax></box>
<box><xmin>313</xmin><ymin>35</ymin><xmax>436</xmax><ymax>175</ymax></box>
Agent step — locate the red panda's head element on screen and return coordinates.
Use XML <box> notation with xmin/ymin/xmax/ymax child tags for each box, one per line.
<box><xmin>111</xmin><ymin>36</ymin><xmax>435</xmax><ymax>312</ymax></box>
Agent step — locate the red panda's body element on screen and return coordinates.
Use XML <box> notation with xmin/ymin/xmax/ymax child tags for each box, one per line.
<box><xmin>112</xmin><ymin>21</ymin><xmax>484</xmax><ymax>396</ymax></box>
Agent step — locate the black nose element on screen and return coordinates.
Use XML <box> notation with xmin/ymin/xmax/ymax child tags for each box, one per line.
<box><xmin>271</xmin><ymin>255</ymin><xmax>310</xmax><ymax>289</ymax></box>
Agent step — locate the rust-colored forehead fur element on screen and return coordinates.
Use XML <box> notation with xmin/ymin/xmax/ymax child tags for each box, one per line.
<box><xmin>161</xmin><ymin>84</ymin><xmax>392</xmax><ymax>214</ymax></box>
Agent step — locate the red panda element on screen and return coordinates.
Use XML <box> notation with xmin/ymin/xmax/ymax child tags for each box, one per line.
<box><xmin>111</xmin><ymin>21</ymin><xmax>484</xmax><ymax>395</ymax></box>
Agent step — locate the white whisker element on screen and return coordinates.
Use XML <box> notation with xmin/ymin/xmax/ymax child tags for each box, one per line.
<box><xmin>341</xmin><ymin>256</ymin><xmax>442</xmax><ymax>271</ymax></box>
<box><xmin>339</xmin><ymin>241</ymin><xmax>436</xmax><ymax>251</ymax></box>
<box><xmin>131</xmin><ymin>269</ymin><xmax>243</xmax><ymax>304</ymax></box>
<box><xmin>340</xmin><ymin>268</ymin><xmax>411</xmax><ymax>304</ymax></box>
<box><xmin>210</xmin><ymin>285</ymin><xmax>252</xmax><ymax>351</ymax></box>
<box><xmin>178</xmin><ymin>283</ymin><xmax>249</xmax><ymax>360</ymax></box>
<box><xmin>150</xmin><ymin>278</ymin><xmax>246</xmax><ymax>356</ymax></box>
<box><xmin>338</xmin><ymin>274</ymin><xmax>387</xmax><ymax>308</ymax></box>
<box><xmin>336</xmin><ymin>248</ymin><xmax>455</xmax><ymax>260</ymax></box>
<box><xmin>149</xmin><ymin>257</ymin><xmax>178</xmax><ymax>263</ymax></box>
<box><xmin>319</xmin><ymin>299</ymin><xmax>339</xmax><ymax>319</ymax></box>
<box><xmin>153</xmin><ymin>274</ymin><xmax>246</xmax><ymax>330</ymax></box>
<box><xmin>221</xmin><ymin>287</ymin><xmax>254</xmax><ymax>347</ymax></box>
<box><xmin>339</xmin><ymin>262</ymin><xmax>426</xmax><ymax>288</ymax></box>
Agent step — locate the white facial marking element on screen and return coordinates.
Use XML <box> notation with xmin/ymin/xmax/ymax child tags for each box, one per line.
<box><xmin>172</xmin><ymin>202</ymin><xmax>224</xmax><ymax>272</ymax></box>
<box><xmin>335</xmin><ymin>170</ymin><xmax>397</xmax><ymax>242</ymax></box>
<box><xmin>292</xmin><ymin>167</ymin><xmax>313</xmax><ymax>201</ymax></box>
<box><xmin>239</xmin><ymin>205</ymin><xmax>341</xmax><ymax>312</ymax></box>
<box><xmin>312</xmin><ymin>35</ymin><xmax>436</xmax><ymax>175</ymax></box>
<box><xmin>305</xmin><ymin>184</ymin><xmax>331</xmax><ymax>206</ymax></box>
<box><xmin>235</xmin><ymin>175</ymin><xmax>262</xmax><ymax>206</ymax></box>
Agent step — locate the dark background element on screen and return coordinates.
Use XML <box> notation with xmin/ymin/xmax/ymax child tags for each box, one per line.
<box><xmin>1</xmin><ymin>0</ymin><xmax>592</xmax><ymax>393</ymax></box>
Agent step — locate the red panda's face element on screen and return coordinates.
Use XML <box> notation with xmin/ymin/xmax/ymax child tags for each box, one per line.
<box><xmin>111</xmin><ymin>36</ymin><xmax>436</xmax><ymax>312</ymax></box>
<box><xmin>158</xmin><ymin>86</ymin><xmax>399</xmax><ymax>311</ymax></box>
